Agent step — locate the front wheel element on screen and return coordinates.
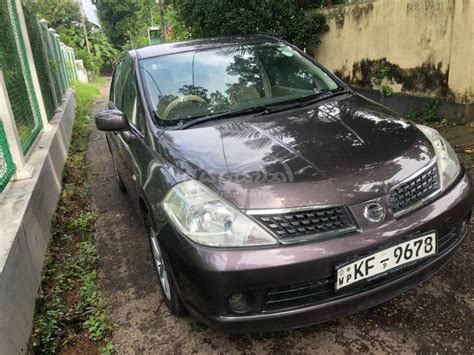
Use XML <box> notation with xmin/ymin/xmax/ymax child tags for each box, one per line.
<box><xmin>147</xmin><ymin>220</ymin><xmax>186</xmax><ymax>316</ymax></box>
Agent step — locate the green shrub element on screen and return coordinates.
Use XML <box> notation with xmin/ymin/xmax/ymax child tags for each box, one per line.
<box><xmin>168</xmin><ymin>0</ymin><xmax>329</xmax><ymax>49</ymax></box>
<box><xmin>406</xmin><ymin>98</ymin><xmax>444</xmax><ymax>124</ymax></box>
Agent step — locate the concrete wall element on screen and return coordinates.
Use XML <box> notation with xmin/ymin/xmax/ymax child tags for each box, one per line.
<box><xmin>0</xmin><ymin>91</ymin><xmax>75</xmax><ymax>354</ymax></box>
<box><xmin>309</xmin><ymin>0</ymin><xmax>474</xmax><ymax>106</ymax></box>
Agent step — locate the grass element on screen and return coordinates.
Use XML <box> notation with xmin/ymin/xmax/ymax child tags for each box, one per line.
<box><xmin>94</xmin><ymin>76</ymin><xmax>109</xmax><ymax>85</ymax></box>
<box><xmin>28</xmin><ymin>80</ymin><xmax>114</xmax><ymax>354</ymax></box>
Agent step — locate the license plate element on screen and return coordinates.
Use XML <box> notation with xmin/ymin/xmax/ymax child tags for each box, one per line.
<box><xmin>335</xmin><ymin>232</ymin><xmax>437</xmax><ymax>290</ymax></box>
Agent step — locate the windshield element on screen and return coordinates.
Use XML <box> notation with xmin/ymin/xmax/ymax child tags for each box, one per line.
<box><xmin>140</xmin><ymin>43</ymin><xmax>341</xmax><ymax>123</ymax></box>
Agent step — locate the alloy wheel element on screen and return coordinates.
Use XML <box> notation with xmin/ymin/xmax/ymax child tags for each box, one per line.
<box><xmin>149</xmin><ymin>227</ymin><xmax>172</xmax><ymax>300</ymax></box>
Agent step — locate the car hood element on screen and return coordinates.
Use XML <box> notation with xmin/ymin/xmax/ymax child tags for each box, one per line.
<box><xmin>159</xmin><ymin>94</ymin><xmax>435</xmax><ymax>209</ymax></box>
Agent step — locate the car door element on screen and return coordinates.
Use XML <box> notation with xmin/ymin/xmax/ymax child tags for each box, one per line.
<box><xmin>107</xmin><ymin>59</ymin><xmax>129</xmax><ymax>190</ymax></box>
<box><xmin>114</xmin><ymin>56</ymin><xmax>157</xmax><ymax>212</ymax></box>
<box><xmin>110</xmin><ymin>56</ymin><xmax>139</xmax><ymax>206</ymax></box>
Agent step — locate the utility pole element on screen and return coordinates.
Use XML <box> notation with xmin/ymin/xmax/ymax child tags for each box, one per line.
<box><xmin>150</xmin><ymin>0</ymin><xmax>154</xmax><ymax>27</ymax></box>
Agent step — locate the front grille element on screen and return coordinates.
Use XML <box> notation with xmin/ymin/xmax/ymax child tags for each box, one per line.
<box><xmin>390</xmin><ymin>162</ymin><xmax>440</xmax><ymax>216</ymax></box>
<box><xmin>262</xmin><ymin>223</ymin><xmax>467</xmax><ymax>312</ymax></box>
<box><xmin>252</xmin><ymin>206</ymin><xmax>356</xmax><ymax>243</ymax></box>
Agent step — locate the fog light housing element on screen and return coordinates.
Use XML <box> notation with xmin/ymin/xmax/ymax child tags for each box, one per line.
<box><xmin>228</xmin><ymin>292</ymin><xmax>255</xmax><ymax>314</ymax></box>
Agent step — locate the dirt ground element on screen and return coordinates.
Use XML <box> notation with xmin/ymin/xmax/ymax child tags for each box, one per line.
<box><xmin>88</xmin><ymin>81</ymin><xmax>473</xmax><ymax>354</ymax></box>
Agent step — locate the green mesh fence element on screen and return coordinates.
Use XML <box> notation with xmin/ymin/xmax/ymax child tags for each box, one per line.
<box><xmin>71</xmin><ymin>51</ymin><xmax>78</xmax><ymax>81</ymax></box>
<box><xmin>40</xmin><ymin>22</ymin><xmax>63</xmax><ymax>103</ymax></box>
<box><xmin>0</xmin><ymin>120</ymin><xmax>16</xmax><ymax>192</ymax></box>
<box><xmin>59</xmin><ymin>45</ymin><xmax>70</xmax><ymax>89</ymax></box>
<box><xmin>49</xmin><ymin>33</ymin><xmax>67</xmax><ymax>97</ymax></box>
<box><xmin>0</xmin><ymin>0</ymin><xmax>42</xmax><ymax>153</ymax></box>
<box><xmin>71</xmin><ymin>50</ymin><xmax>78</xmax><ymax>81</ymax></box>
<box><xmin>23</xmin><ymin>5</ymin><xmax>56</xmax><ymax>120</ymax></box>
<box><xmin>66</xmin><ymin>49</ymin><xmax>77</xmax><ymax>82</ymax></box>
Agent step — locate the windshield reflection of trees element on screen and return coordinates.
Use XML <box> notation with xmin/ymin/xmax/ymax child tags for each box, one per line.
<box><xmin>153</xmin><ymin>43</ymin><xmax>319</xmax><ymax>121</ymax></box>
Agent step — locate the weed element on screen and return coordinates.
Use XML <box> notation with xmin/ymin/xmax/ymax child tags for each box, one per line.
<box><xmin>406</xmin><ymin>98</ymin><xmax>446</xmax><ymax>125</ymax></box>
<box><xmin>70</xmin><ymin>210</ymin><xmax>98</xmax><ymax>233</ymax></box>
<box><xmin>28</xmin><ymin>80</ymin><xmax>112</xmax><ymax>353</ymax></box>
<box><xmin>101</xmin><ymin>342</ymin><xmax>115</xmax><ymax>355</ymax></box>
<box><xmin>94</xmin><ymin>76</ymin><xmax>109</xmax><ymax>85</ymax></box>
<box><xmin>372</xmin><ymin>66</ymin><xmax>393</xmax><ymax>97</ymax></box>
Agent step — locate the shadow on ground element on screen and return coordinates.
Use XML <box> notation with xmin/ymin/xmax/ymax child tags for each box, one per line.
<box><xmin>87</xmin><ymin>81</ymin><xmax>473</xmax><ymax>354</ymax></box>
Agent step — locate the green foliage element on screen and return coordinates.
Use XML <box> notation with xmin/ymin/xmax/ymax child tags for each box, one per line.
<box><xmin>165</xmin><ymin>4</ymin><xmax>191</xmax><ymax>41</ymax></box>
<box><xmin>101</xmin><ymin>342</ymin><xmax>115</xmax><ymax>355</ymax></box>
<box><xmin>372</xmin><ymin>66</ymin><xmax>393</xmax><ymax>97</ymax></box>
<box><xmin>80</xmin><ymin>268</ymin><xmax>112</xmax><ymax>341</ymax></box>
<box><xmin>71</xmin><ymin>210</ymin><xmax>98</xmax><ymax>234</ymax></box>
<box><xmin>27</xmin><ymin>0</ymin><xmax>118</xmax><ymax>73</ymax></box>
<box><xmin>97</xmin><ymin>0</ymin><xmax>163</xmax><ymax>49</ymax></box>
<box><xmin>74</xmin><ymin>82</ymin><xmax>101</xmax><ymax>118</ymax></box>
<box><xmin>94</xmin><ymin>76</ymin><xmax>109</xmax><ymax>85</ymax></box>
<box><xmin>57</xmin><ymin>25</ymin><xmax>119</xmax><ymax>74</ymax></box>
<box><xmin>406</xmin><ymin>98</ymin><xmax>445</xmax><ymax>125</ymax></box>
<box><xmin>168</xmin><ymin>0</ymin><xmax>329</xmax><ymax>49</ymax></box>
<box><xmin>371</xmin><ymin>67</ymin><xmax>389</xmax><ymax>86</ymax></box>
<box><xmin>29</xmin><ymin>81</ymin><xmax>112</xmax><ymax>353</ymax></box>
<box><xmin>380</xmin><ymin>84</ymin><xmax>394</xmax><ymax>97</ymax></box>
<box><xmin>26</xmin><ymin>0</ymin><xmax>81</xmax><ymax>28</ymax></box>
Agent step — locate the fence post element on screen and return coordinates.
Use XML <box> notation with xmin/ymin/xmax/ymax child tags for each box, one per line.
<box><xmin>60</xmin><ymin>43</ymin><xmax>71</xmax><ymax>87</ymax></box>
<box><xmin>13</xmin><ymin>0</ymin><xmax>52</xmax><ymax>132</ymax></box>
<box><xmin>39</xmin><ymin>19</ymin><xmax>60</xmax><ymax>108</ymax></box>
<box><xmin>68</xmin><ymin>47</ymin><xmax>78</xmax><ymax>81</ymax></box>
<box><xmin>48</xmin><ymin>29</ymin><xmax>66</xmax><ymax>98</ymax></box>
<box><xmin>0</xmin><ymin>71</ymin><xmax>34</xmax><ymax>180</ymax></box>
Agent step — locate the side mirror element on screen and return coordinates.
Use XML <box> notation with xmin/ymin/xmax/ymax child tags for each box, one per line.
<box><xmin>95</xmin><ymin>110</ymin><xmax>129</xmax><ymax>132</ymax></box>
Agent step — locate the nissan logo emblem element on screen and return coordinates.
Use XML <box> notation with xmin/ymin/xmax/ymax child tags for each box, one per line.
<box><xmin>364</xmin><ymin>203</ymin><xmax>385</xmax><ymax>223</ymax></box>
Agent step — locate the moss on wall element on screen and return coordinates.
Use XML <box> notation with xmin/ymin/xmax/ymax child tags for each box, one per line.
<box><xmin>340</xmin><ymin>58</ymin><xmax>449</xmax><ymax>97</ymax></box>
<box><xmin>310</xmin><ymin>0</ymin><xmax>471</xmax><ymax>105</ymax></box>
<box><xmin>350</xmin><ymin>2</ymin><xmax>374</xmax><ymax>24</ymax></box>
<box><xmin>326</xmin><ymin>6</ymin><xmax>345</xmax><ymax>29</ymax></box>
<box><xmin>323</xmin><ymin>1</ymin><xmax>374</xmax><ymax>30</ymax></box>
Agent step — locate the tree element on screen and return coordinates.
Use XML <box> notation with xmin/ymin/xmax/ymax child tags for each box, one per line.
<box><xmin>96</xmin><ymin>0</ymin><xmax>163</xmax><ymax>49</ymax></box>
<box><xmin>26</xmin><ymin>0</ymin><xmax>119</xmax><ymax>73</ymax></box>
<box><xmin>167</xmin><ymin>0</ymin><xmax>329</xmax><ymax>49</ymax></box>
<box><xmin>26</xmin><ymin>0</ymin><xmax>81</xmax><ymax>28</ymax></box>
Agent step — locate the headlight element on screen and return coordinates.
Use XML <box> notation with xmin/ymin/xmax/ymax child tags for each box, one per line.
<box><xmin>416</xmin><ymin>124</ymin><xmax>461</xmax><ymax>191</ymax></box>
<box><xmin>163</xmin><ymin>180</ymin><xmax>278</xmax><ymax>247</ymax></box>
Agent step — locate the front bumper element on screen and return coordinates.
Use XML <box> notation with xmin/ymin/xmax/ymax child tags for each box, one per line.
<box><xmin>158</xmin><ymin>170</ymin><xmax>473</xmax><ymax>333</ymax></box>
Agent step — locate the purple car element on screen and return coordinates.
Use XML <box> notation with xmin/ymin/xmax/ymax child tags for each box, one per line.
<box><xmin>95</xmin><ymin>36</ymin><xmax>473</xmax><ymax>332</ymax></box>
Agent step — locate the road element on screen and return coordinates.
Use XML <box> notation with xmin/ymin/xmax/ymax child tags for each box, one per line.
<box><xmin>87</xmin><ymin>81</ymin><xmax>473</xmax><ymax>354</ymax></box>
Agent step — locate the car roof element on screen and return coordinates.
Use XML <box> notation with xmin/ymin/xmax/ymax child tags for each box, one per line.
<box><xmin>130</xmin><ymin>35</ymin><xmax>282</xmax><ymax>60</ymax></box>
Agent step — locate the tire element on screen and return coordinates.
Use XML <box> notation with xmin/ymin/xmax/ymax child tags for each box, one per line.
<box><xmin>146</xmin><ymin>216</ymin><xmax>186</xmax><ymax>316</ymax></box>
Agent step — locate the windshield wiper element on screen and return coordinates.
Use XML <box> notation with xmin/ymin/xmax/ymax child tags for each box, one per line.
<box><xmin>255</xmin><ymin>88</ymin><xmax>350</xmax><ymax>115</ymax></box>
<box><xmin>176</xmin><ymin>105</ymin><xmax>268</xmax><ymax>129</ymax></box>
<box><xmin>174</xmin><ymin>89</ymin><xmax>351</xmax><ymax>130</ymax></box>
<box><xmin>297</xmin><ymin>88</ymin><xmax>350</xmax><ymax>107</ymax></box>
